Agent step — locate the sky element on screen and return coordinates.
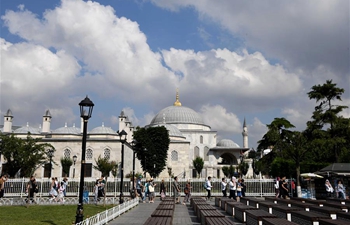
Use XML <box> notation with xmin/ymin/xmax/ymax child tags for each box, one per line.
<box><xmin>0</xmin><ymin>0</ymin><xmax>349</xmax><ymax>149</ymax></box>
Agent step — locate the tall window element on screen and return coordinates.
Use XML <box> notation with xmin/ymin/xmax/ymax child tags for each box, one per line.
<box><xmin>84</xmin><ymin>163</ymin><xmax>92</xmax><ymax>177</ymax></box>
<box><xmin>43</xmin><ymin>163</ymin><xmax>51</xmax><ymax>177</ymax></box>
<box><xmin>86</xmin><ymin>149</ymin><xmax>93</xmax><ymax>160</ymax></box>
<box><xmin>204</xmin><ymin>146</ymin><xmax>209</xmax><ymax>161</ymax></box>
<box><xmin>194</xmin><ymin>146</ymin><xmax>200</xmax><ymax>158</ymax></box>
<box><xmin>171</xmin><ymin>150</ymin><xmax>178</xmax><ymax>161</ymax></box>
<box><xmin>64</xmin><ymin>149</ymin><xmax>71</xmax><ymax>159</ymax></box>
<box><xmin>200</xmin><ymin>135</ymin><xmax>203</xmax><ymax>144</ymax></box>
<box><xmin>104</xmin><ymin>149</ymin><xmax>111</xmax><ymax>160</ymax></box>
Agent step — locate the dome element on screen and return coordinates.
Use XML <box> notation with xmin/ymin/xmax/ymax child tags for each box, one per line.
<box><xmin>53</xmin><ymin>123</ymin><xmax>80</xmax><ymax>134</ymax></box>
<box><xmin>149</xmin><ymin>124</ymin><xmax>185</xmax><ymax>138</ymax></box>
<box><xmin>217</xmin><ymin>139</ymin><xmax>240</xmax><ymax>148</ymax></box>
<box><xmin>150</xmin><ymin>106</ymin><xmax>205</xmax><ymax>126</ymax></box>
<box><xmin>90</xmin><ymin>123</ymin><xmax>116</xmax><ymax>134</ymax></box>
<box><xmin>14</xmin><ymin>123</ymin><xmax>40</xmax><ymax>134</ymax></box>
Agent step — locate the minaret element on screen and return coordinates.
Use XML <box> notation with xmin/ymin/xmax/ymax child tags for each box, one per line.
<box><xmin>118</xmin><ymin>110</ymin><xmax>127</xmax><ymax>132</ymax></box>
<box><xmin>173</xmin><ymin>88</ymin><xmax>182</xmax><ymax>106</ymax></box>
<box><xmin>42</xmin><ymin>109</ymin><xmax>52</xmax><ymax>133</ymax></box>
<box><xmin>242</xmin><ymin>118</ymin><xmax>248</xmax><ymax>148</ymax></box>
<box><xmin>3</xmin><ymin>109</ymin><xmax>13</xmax><ymax>133</ymax></box>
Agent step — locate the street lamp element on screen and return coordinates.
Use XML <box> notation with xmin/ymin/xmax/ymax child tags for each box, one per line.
<box><xmin>0</xmin><ymin>138</ymin><xmax>2</xmax><ymax>176</ymax></box>
<box><xmin>47</xmin><ymin>149</ymin><xmax>54</xmax><ymax>178</ymax></box>
<box><xmin>75</xmin><ymin>96</ymin><xmax>94</xmax><ymax>224</ymax></box>
<box><xmin>118</xmin><ymin>129</ymin><xmax>127</xmax><ymax>204</ymax></box>
<box><xmin>131</xmin><ymin>140</ymin><xmax>136</xmax><ymax>198</ymax></box>
<box><xmin>72</xmin><ymin>155</ymin><xmax>77</xmax><ymax>178</ymax></box>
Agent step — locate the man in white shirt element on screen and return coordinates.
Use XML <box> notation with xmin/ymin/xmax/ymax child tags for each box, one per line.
<box><xmin>206</xmin><ymin>176</ymin><xmax>212</xmax><ymax>201</ymax></box>
<box><xmin>221</xmin><ymin>178</ymin><xmax>227</xmax><ymax>197</ymax></box>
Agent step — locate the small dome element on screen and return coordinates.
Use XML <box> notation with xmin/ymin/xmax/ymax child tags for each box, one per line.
<box><xmin>14</xmin><ymin>123</ymin><xmax>40</xmax><ymax>134</ymax></box>
<box><xmin>53</xmin><ymin>123</ymin><xmax>80</xmax><ymax>134</ymax></box>
<box><xmin>90</xmin><ymin>123</ymin><xmax>116</xmax><ymax>134</ymax></box>
<box><xmin>149</xmin><ymin>124</ymin><xmax>185</xmax><ymax>138</ymax></box>
<box><xmin>217</xmin><ymin>139</ymin><xmax>240</xmax><ymax>148</ymax></box>
<box><xmin>150</xmin><ymin>106</ymin><xmax>205</xmax><ymax>126</ymax></box>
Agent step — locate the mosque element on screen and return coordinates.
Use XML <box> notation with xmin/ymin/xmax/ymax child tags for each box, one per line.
<box><xmin>0</xmin><ymin>92</ymin><xmax>251</xmax><ymax>179</ymax></box>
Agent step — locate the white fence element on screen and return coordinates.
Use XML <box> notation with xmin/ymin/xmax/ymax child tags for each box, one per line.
<box><xmin>1</xmin><ymin>177</ymin><xmax>276</xmax><ymax>198</ymax></box>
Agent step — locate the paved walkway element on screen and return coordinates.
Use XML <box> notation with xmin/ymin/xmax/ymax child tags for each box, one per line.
<box><xmin>109</xmin><ymin>197</ymin><xmax>243</xmax><ymax>225</ymax></box>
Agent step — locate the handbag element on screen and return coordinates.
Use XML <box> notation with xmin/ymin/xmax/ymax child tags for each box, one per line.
<box><xmin>149</xmin><ymin>185</ymin><xmax>154</xmax><ymax>192</ymax></box>
<box><xmin>161</xmin><ymin>191</ymin><xmax>165</xmax><ymax>198</ymax></box>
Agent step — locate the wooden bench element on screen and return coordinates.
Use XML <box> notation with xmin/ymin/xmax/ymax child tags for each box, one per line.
<box><xmin>220</xmin><ymin>198</ymin><xmax>236</xmax><ymax>211</ymax></box>
<box><xmin>196</xmin><ymin>204</ymin><xmax>216</xmax><ymax>219</ymax></box>
<box><xmin>199</xmin><ymin>209</ymin><xmax>225</xmax><ymax>225</ymax></box>
<box><xmin>309</xmin><ymin>205</ymin><xmax>343</xmax><ymax>220</ymax></box>
<box><xmin>326</xmin><ymin>198</ymin><xmax>349</xmax><ymax>205</ymax></box>
<box><xmin>215</xmin><ymin>197</ymin><xmax>222</xmax><ymax>207</ymax></box>
<box><xmin>319</xmin><ymin>219</ymin><xmax>350</xmax><ymax>225</ymax></box>
<box><xmin>192</xmin><ymin>200</ymin><xmax>210</xmax><ymax>214</ymax></box>
<box><xmin>291</xmin><ymin>210</ymin><xmax>331</xmax><ymax>225</ymax></box>
<box><xmin>156</xmin><ymin>204</ymin><xmax>174</xmax><ymax>210</ymax></box>
<box><xmin>262</xmin><ymin>217</ymin><xmax>299</xmax><ymax>225</ymax></box>
<box><xmin>234</xmin><ymin>204</ymin><xmax>259</xmax><ymax>222</ymax></box>
<box><xmin>143</xmin><ymin>216</ymin><xmax>172</xmax><ymax>225</ymax></box>
<box><xmin>191</xmin><ymin>197</ymin><xmax>207</xmax><ymax>207</ymax></box>
<box><xmin>271</xmin><ymin>205</ymin><xmax>303</xmax><ymax>221</ymax></box>
<box><xmin>259</xmin><ymin>201</ymin><xmax>276</xmax><ymax>214</ymax></box>
<box><xmin>321</xmin><ymin>201</ymin><xmax>349</xmax><ymax>212</ymax></box>
<box><xmin>226</xmin><ymin>201</ymin><xmax>243</xmax><ymax>216</ymax></box>
<box><xmin>151</xmin><ymin>209</ymin><xmax>173</xmax><ymax>217</ymax></box>
<box><xmin>289</xmin><ymin>201</ymin><xmax>314</xmax><ymax>211</ymax></box>
<box><xmin>206</xmin><ymin>217</ymin><xmax>235</xmax><ymax>225</ymax></box>
<box><xmin>337</xmin><ymin>211</ymin><xmax>350</xmax><ymax>221</ymax></box>
<box><xmin>246</xmin><ymin>209</ymin><xmax>277</xmax><ymax>225</ymax></box>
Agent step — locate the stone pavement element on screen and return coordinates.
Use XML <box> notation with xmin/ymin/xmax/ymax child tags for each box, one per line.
<box><xmin>109</xmin><ymin>197</ymin><xmax>243</xmax><ymax>225</ymax></box>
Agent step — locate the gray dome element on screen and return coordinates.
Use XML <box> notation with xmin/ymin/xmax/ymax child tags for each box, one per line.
<box><xmin>53</xmin><ymin>124</ymin><xmax>80</xmax><ymax>134</ymax></box>
<box><xmin>217</xmin><ymin>139</ymin><xmax>240</xmax><ymax>148</ymax></box>
<box><xmin>150</xmin><ymin>124</ymin><xmax>185</xmax><ymax>138</ymax></box>
<box><xmin>150</xmin><ymin>106</ymin><xmax>205</xmax><ymax>125</ymax></box>
<box><xmin>14</xmin><ymin>124</ymin><xmax>40</xmax><ymax>134</ymax></box>
<box><xmin>90</xmin><ymin>124</ymin><xmax>116</xmax><ymax>134</ymax></box>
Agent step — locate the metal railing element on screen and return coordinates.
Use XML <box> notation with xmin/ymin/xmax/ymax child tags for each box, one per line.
<box><xmin>1</xmin><ymin>177</ymin><xmax>276</xmax><ymax>198</ymax></box>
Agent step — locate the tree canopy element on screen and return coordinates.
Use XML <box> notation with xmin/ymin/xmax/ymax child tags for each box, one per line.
<box><xmin>132</xmin><ymin>126</ymin><xmax>170</xmax><ymax>178</ymax></box>
<box><xmin>193</xmin><ymin>157</ymin><xmax>204</xmax><ymax>178</ymax></box>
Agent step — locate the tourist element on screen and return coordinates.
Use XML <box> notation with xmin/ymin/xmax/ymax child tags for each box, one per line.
<box><xmin>173</xmin><ymin>176</ymin><xmax>181</xmax><ymax>204</ymax></box>
<box><xmin>148</xmin><ymin>178</ymin><xmax>156</xmax><ymax>203</ymax></box>
<box><xmin>62</xmin><ymin>177</ymin><xmax>68</xmax><ymax>197</ymax></box>
<box><xmin>325</xmin><ymin>179</ymin><xmax>334</xmax><ymax>198</ymax></box>
<box><xmin>94</xmin><ymin>179</ymin><xmax>100</xmax><ymax>204</ymax></box>
<box><xmin>241</xmin><ymin>178</ymin><xmax>246</xmax><ymax>197</ymax></box>
<box><xmin>337</xmin><ymin>180</ymin><xmax>346</xmax><ymax>199</ymax></box>
<box><xmin>136</xmin><ymin>175</ymin><xmax>144</xmax><ymax>202</ymax></box>
<box><xmin>281</xmin><ymin>177</ymin><xmax>289</xmax><ymax>199</ymax></box>
<box><xmin>26</xmin><ymin>176</ymin><xmax>36</xmax><ymax>204</ymax></box>
<box><xmin>159</xmin><ymin>179</ymin><xmax>166</xmax><ymax>200</ymax></box>
<box><xmin>275</xmin><ymin>177</ymin><xmax>280</xmax><ymax>198</ymax></box>
<box><xmin>278</xmin><ymin>176</ymin><xmax>286</xmax><ymax>198</ymax></box>
<box><xmin>206</xmin><ymin>176</ymin><xmax>212</xmax><ymax>201</ymax></box>
<box><xmin>183</xmin><ymin>180</ymin><xmax>191</xmax><ymax>204</ymax></box>
<box><xmin>236</xmin><ymin>178</ymin><xmax>243</xmax><ymax>202</ymax></box>
<box><xmin>56</xmin><ymin>181</ymin><xmax>65</xmax><ymax>203</ymax></box>
<box><xmin>228</xmin><ymin>176</ymin><xmax>237</xmax><ymax>200</ymax></box>
<box><xmin>221</xmin><ymin>178</ymin><xmax>227</xmax><ymax>197</ymax></box>
<box><xmin>49</xmin><ymin>177</ymin><xmax>58</xmax><ymax>201</ymax></box>
<box><xmin>144</xmin><ymin>179</ymin><xmax>150</xmax><ymax>203</ymax></box>
<box><xmin>0</xmin><ymin>174</ymin><xmax>8</xmax><ymax>198</ymax></box>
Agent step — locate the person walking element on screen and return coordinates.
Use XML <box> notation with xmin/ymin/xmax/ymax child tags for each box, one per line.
<box><xmin>241</xmin><ymin>178</ymin><xmax>246</xmax><ymax>197</ymax></box>
<box><xmin>49</xmin><ymin>177</ymin><xmax>58</xmax><ymax>202</ymax></box>
<box><xmin>173</xmin><ymin>176</ymin><xmax>181</xmax><ymax>204</ymax></box>
<box><xmin>61</xmin><ymin>177</ymin><xmax>68</xmax><ymax>197</ymax></box>
<box><xmin>228</xmin><ymin>176</ymin><xmax>237</xmax><ymax>200</ymax></box>
<box><xmin>148</xmin><ymin>178</ymin><xmax>156</xmax><ymax>203</ymax></box>
<box><xmin>159</xmin><ymin>179</ymin><xmax>166</xmax><ymax>200</ymax></box>
<box><xmin>136</xmin><ymin>175</ymin><xmax>144</xmax><ymax>203</ymax></box>
<box><xmin>0</xmin><ymin>174</ymin><xmax>8</xmax><ymax>198</ymax></box>
<box><xmin>275</xmin><ymin>177</ymin><xmax>280</xmax><ymax>198</ymax></box>
<box><xmin>94</xmin><ymin>179</ymin><xmax>100</xmax><ymax>204</ymax></box>
<box><xmin>206</xmin><ymin>176</ymin><xmax>212</xmax><ymax>201</ymax></box>
<box><xmin>221</xmin><ymin>178</ymin><xmax>227</xmax><ymax>197</ymax></box>
<box><xmin>183</xmin><ymin>180</ymin><xmax>192</xmax><ymax>204</ymax></box>
<box><xmin>236</xmin><ymin>178</ymin><xmax>243</xmax><ymax>202</ymax></box>
<box><xmin>26</xmin><ymin>176</ymin><xmax>36</xmax><ymax>204</ymax></box>
<box><xmin>144</xmin><ymin>179</ymin><xmax>150</xmax><ymax>203</ymax></box>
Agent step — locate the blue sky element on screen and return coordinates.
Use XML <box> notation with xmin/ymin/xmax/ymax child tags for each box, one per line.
<box><xmin>0</xmin><ymin>0</ymin><xmax>349</xmax><ymax>149</ymax></box>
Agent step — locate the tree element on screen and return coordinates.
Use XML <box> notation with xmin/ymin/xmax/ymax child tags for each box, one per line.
<box><xmin>307</xmin><ymin>80</ymin><xmax>348</xmax><ymax>162</ymax></box>
<box><xmin>93</xmin><ymin>155</ymin><xmax>118</xmax><ymax>206</ymax></box>
<box><xmin>60</xmin><ymin>157</ymin><xmax>73</xmax><ymax>177</ymax></box>
<box><xmin>0</xmin><ymin>134</ymin><xmax>54</xmax><ymax>177</ymax></box>
<box><xmin>133</xmin><ymin>126</ymin><xmax>170</xmax><ymax>178</ymax></box>
<box><xmin>222</xmin><ymin>165</ymin><xmax>235</xmax><ymax>178</ymax></box>
<box><xmin>238</xmin><ymin>161</ymin><xmax>249</xmax><ymax>177</ymax></box>
<box><xmin>192</xmin><ymin>157</ymin><xmax>204</xmax><ymax>178</ymax></box>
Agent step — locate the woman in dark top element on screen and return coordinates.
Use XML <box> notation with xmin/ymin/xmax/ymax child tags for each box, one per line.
<box><xmin>160</xmin><ymin>179</ymin><xmax>166</xmax><ymax>200</ymax></box>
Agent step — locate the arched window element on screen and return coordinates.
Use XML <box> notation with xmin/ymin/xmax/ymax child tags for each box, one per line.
<box><xmin>104</xmin><ymin>149</ymin><xmax>111</xmax><ymax>160</ymax></box>
<box><xmin>194</xmin><ymin>146</ymin><xmax>200</xmax><ymax>158</ymax></box>
<box><xmin>171</xmin><ymin>150</ymin><xmax>178</xmax><ymax>161</ymax></box>
<box><xmin>86</xmin><ymin>149</ymin><xmax>93</xmax><ymax>160</ymax></box>
<box><xmin>204</xmin><ymin>146</ymin><xmax>209</xmax><ymax>161</ymax></box>
<box><xmin>200</xmin><ymin>135</ymin><xmax>203</xmax><ymax>144</ymax></box>
<box><xmin>64</xmin><ymin>149</ymin><xmax>71</xmax><ymax>159</ymax></box>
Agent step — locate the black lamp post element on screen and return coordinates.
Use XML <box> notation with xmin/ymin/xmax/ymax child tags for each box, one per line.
<box><xmin>0</xmin><ymin>138</ymin><xmax>3</xmax><ymax>176</ymax></box>
<box><xmin>131</xmin><ymin>140</ymin><xmax>136</xmax><ymax>198</ymax></box>
<box><xmin>118</xmin><ymin>129</ymin><xmax>127</xmax><ymax>204</ymax></box>
<box><xmin>75</xmin><ymin>96</ymin><xmax>94</xmax><ymax>224</ymax></box>
<box><xmin>72</xmin><ymin>155</ymin><xmax>77</xmax><ymax>178</ymax></box>
<box><xmin>47</xmin><ymin>149</ymin><xmax>54</xmax><ymax>178</ymax></box>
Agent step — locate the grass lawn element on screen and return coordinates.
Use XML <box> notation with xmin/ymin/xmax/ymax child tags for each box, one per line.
<box><xmin>0</xmin><ymin>204</ymin><xmax>114</xmax><ymax>225</ymax></box>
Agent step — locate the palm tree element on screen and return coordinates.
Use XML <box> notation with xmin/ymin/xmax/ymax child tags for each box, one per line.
<box><xmin>93</xmin><ymin>156</ymin><xmax>118</xmax><ymax>206</ymax></box>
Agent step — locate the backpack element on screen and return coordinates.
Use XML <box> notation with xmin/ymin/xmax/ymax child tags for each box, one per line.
<box><xmin>203</xmin><ymin>181</ymin><xmax>208</xmax><ymax>190</ymax></box>
<box><xmin>184</xmin><ymin>187</ymin><xmax>189</xmax><ymax>194</ymax></box>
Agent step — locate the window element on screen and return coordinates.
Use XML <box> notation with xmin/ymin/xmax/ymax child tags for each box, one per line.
<box><xmin>204</xmin><ymin>146</ymin><xmax>209</xmax><ymax>161</ymax></box>
<box><xmin>171</xmin><ymin>150</ymin><xmax>178</xmax><ymax>161</ymax></box>
<box><xmin>200</xmin><ymin>135</ymin><xmax>203</xmax><ymax>144</ymax></box>
<box><xmin>194</xmin><ymin>146</ymin><xmax>200</xmax><ymax>158</ymax></box>
<box><xmin>104</xmin><ymin>149</ymin><xmax>110</xmax><ymax>160</ymax></box>
<box><xmin>84</xmin><ymin>163</ymin><xmax>92</xmax><ymax>177</ymax></box>
<box><xmin>64</xmin><ymin>149</ymin><xmax>71</xmax><ymax>159</ymax></box>
<box><xmin>43</xmin><ymin>163</ymin><xmax>51</xmax><ymax>177</ymax></box>
<box><xmin>86</xmin><ymin>149</ymin><xmax>93</xmax><ymax>160</ymax></box>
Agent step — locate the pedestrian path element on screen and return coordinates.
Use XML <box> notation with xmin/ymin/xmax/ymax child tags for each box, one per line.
<box><xmin>109</xmin><ymin>197</ymin><xmax>242</xmax><ymax>225</ymax></box>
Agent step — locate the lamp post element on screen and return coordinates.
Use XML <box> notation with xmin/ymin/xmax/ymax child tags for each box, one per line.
<box><xmin>0</xmin><ymin>138</ymin><xmax>2</xmax><ymax>176</ymax></box>
<box><xmin>75</xmin><ymin>96</ymin><xmax>94</xmax><ymax>224</ymax></box>
<box><xmin>47</xmin><ymin>149</ymin><xmax>54</xmax><ymax>178</ymax></box>
<box><xmin>131</xmin><ymin>141</ymin><xmax>136</xmax><ymax>198</ymax></box>
<box><xmin>118</xmin><ymin>129</ymin><xmax>127</xmax><ymax>204</ymax></box>
<box><xmin>72</xmin><ymin>155</ymin><xmax>77</xmax><ymax>178</ymax></box>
